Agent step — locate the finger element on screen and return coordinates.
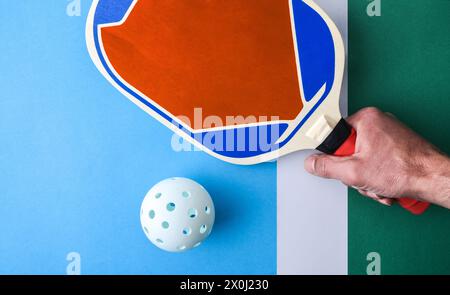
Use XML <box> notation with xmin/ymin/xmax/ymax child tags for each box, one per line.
<box><xmin>347</xmin><ymin>107</ymin><xmax>383</xmax><ymax>128</ymax></box>
<box><xmin>304</xmin><ymin>154</ymin><xmax>356</xmax><ymax>183</ymax></box>
<box><xmin>346</xmin><ymin>108</ymin><xmax>369</xmax><ymax>128</ymax></box>
<box><xmin>346</xmin><ymin>113</ymin><xmax>361</xmax><ymax>128</ymax></box>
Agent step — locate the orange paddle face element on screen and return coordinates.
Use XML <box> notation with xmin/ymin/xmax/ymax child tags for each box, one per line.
<box><xmin>87</xmin><ymin>0</ymin><xmax>345</xmax><ymax>164</ymax></box>
<box><xmin>100</xmin><ymin>0</ymin><xmax>303</xmax><ymax>126</ymax></box>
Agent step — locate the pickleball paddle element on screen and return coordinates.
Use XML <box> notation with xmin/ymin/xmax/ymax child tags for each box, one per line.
<box><xmin>87</xmin><ymin>0</ymin><xmax>429</xmax><ymax>214</ymax></box>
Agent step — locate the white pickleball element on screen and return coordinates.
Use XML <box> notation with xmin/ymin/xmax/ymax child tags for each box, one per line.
<box><xmin>140</xmin><ymin>177</ymin><xmax>215</xmax><ymax>252</ymax></box>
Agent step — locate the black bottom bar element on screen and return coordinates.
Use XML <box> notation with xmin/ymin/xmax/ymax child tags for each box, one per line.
<box><xmin>0</xmin><ymin>275</ymin><xmax>449</xmax><ymax>292</ymax></box>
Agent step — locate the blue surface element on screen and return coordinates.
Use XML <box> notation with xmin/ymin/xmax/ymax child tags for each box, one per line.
<box><xmin>0</xmin><ymin>1</ymin><xmax>276</xmax><ymax>274</ymax></box>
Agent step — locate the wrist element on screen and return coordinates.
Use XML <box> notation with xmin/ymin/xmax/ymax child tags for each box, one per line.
<box><xmin>413</xmin><ymin>151</ymin><xmax>450</xmax><ymax>208</ymax></box>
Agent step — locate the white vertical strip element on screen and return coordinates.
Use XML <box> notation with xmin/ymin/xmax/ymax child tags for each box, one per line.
<box><xmin>277</xmin><ymin>0</ymin><xmax>348</xmax><ymax>275</ymax></box>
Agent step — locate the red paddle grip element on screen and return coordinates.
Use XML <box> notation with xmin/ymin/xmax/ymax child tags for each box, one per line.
<box><xmin>334</xmin><ymin>127</ymin><xmax>430</xmax><ymax>215</ymax></box>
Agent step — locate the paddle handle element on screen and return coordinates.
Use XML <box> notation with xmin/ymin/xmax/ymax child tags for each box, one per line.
<box><xmin>335</xmin><ymin>123</ymin><xmax>429</xmax><ymax>215</ymax></box>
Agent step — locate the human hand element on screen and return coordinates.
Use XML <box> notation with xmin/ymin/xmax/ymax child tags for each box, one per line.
<box><xmin>304</xmin><ymin>107</ymin><xmax>450</xmax><ymax>209</ymax></box>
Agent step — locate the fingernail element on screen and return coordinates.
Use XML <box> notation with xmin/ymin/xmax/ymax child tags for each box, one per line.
<box><xmin>379</xmin><ymin>198</ymin><xmax>393</xmax><ymax>206</ymax></box>
<box><xmin>305</xmin><ymin>155</ymin><xmax>317</xmax><ymax>175</ymax></box>
<box><xmin>385</xmin><ymin>112</ymin><xmax>397</xmax><ymax>119</ymax></box>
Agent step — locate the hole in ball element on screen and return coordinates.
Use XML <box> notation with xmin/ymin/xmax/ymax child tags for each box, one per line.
<box><xmin>149</xmin><ymin>210</ymin><xmax>155</xmax><ymax>219</ymax></box>
<box><xmin>182</xmin><ymin>227</ymin><xmax>192</xmax><ymax>236</ymax></box>
<box><xmin>200</xmin><ymin>224</ymin><xmax>207</xmax><ymax>234</ymax></box>
<box><xmin>188</xmin><ymin>208</ymin><xmax>198</xmax><ymax>219</ymax></box>
<box><xmin>166</xmin><ymin>202</ymin><xmax>176</xmax><ymax>212</ymax></box>
<box><xmin>161</xmin><ymin>221</ymin><xmax>169</xmax><ymax>229</ymax></box>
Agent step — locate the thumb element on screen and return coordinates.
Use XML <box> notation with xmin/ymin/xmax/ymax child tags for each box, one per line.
<box><xmin>304</xmin><ymin>154</ymin><xmax>356</xmax><ymax>184</ymax></box>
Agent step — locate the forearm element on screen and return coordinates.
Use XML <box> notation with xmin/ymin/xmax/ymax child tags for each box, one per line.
<box><xmin>414</xmin><ymin>152</ymin><xmax>450</xmax><ymax>209</ymax></box>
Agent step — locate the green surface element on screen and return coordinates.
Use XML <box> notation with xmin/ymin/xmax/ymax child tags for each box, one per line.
<box><xmin>348</xmin><ymin>0</ymin><xmax>450</xmax><ymax>274</ymax></box>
